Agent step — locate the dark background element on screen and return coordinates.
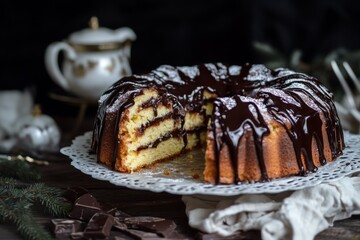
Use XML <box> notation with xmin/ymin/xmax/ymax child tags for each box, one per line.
<box><xmin>1</xmin><ymin>0</ymin><xmax>360</xmax><ymax>115</ymax></box>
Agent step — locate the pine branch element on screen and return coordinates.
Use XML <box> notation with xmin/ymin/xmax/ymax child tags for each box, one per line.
<box><xmin>27</xmin><ymin>183</ymin><xmax>71</xmax><ymax>216</ymax></box>
<box><xmin>16</xmin><ymin>216</ymin><xmax>53</xmax><ymax>240</ymax></box>
<box><xmin>0</xmin><ymin>176</ymin><xmax>19</xmax><ymax>188</ymax></box>
<box><xmin>0</xmin><ymin>178</ymin><xmax>71</xmax><ymax>216</ymax></box>
<box><xmin>0</xmin><ymin>159</ymin><xmax>41</xmax><ymax>182</ymax></box>
<box><xmin>0</xmin><ymin>159</ymin><xmax>72</xmax><ymax>239</ymax></box>
<box><xmin>0</xmin><ymin>200</ymin><xmax>53</xmax><ymax>240</ymax></box>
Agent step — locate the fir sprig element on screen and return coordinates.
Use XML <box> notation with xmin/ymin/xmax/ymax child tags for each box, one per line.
<box><xmin>0</xmin><ymin>198</ymin><xmax>53</xmax><ymax>240</ymax></box>
<box><xmin>27</xmin><ymin>183</ymin><xmax>71</xmax><ymax>216</ymax></box>
<box><xmin>0</xmin><ymin>159</ymin><xmax>41</xmax><ymax>181</ymax></box>
<box><xmin>0</xmin><ymin>160</ymin><xmax>72</xmax><ymax>240</ymax></box>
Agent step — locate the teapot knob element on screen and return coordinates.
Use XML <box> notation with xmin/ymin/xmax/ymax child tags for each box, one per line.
<box><xmin>89</xmin><ymin>16</ymin><xmax>99</xmax><ymax>30</ymax></box>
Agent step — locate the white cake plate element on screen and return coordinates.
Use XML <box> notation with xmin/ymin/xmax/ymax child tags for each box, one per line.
<box><xmin>61</xmin><ymin>131</ymin><xmax>360</xmax><ymax>196</ymax></box>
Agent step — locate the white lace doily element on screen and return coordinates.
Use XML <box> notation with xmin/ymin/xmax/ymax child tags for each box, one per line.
<box><xmin>61</xmin><ymin>131</ymin><xmax>360</xmax><ymax>196</ymax></box>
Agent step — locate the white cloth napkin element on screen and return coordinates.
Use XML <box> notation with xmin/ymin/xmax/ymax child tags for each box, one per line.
<box><xmin>182</xmin><ymin>173</ymin><xmax>360</xmax><ymax>240</ymax></box>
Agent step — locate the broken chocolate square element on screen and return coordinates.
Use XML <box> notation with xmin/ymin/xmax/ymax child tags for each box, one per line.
<box><xmin>50</xmin><ymin>218</ymin><xmax>84</xmax><ymax>238</ymax></box>
<box><xmin>99</xmin><ymin>200</ymin><xmax>118</xmax><ymax>216</ymax></box>
<box><xmin>113</xmin><ymin>218</ymin><xmax>128</xmax><ymax>231</ymax></box>
<box><xmin>71</xmin><ymin>231</ymin><xmax>85</xmax><ymax>239</ymax></box>
<box><xmin>114</xmin><ymin>209</ymin><xmax>132</xmax><ymax>222</ymax></box>
<box><xmin>68</xmin><ymin>193</ymin><xmax>102</xmax><ymax>221</ymax></box>
<box><xmin>124</xmin><ymin>216</ymin><xmax>177</xmax><ymax>238</ymax></box>
<box><xmin>83</xmin><ymin>212</ymin><xmax>115</xmax><ymax>239</ymax></box>
<box><xmin>54</xmin><ymin>187</ymin><xmax>184</xmax><ymax>239</ymax></box>
<box><xmin>62</xmin><ymin>186</ymin><xmax>88</xmax><ymax>204</ymax></box>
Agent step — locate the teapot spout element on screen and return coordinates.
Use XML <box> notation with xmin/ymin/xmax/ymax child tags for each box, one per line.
<box><xmin>115</xmin><ymin>27</ymin><xmax>137</xmax><ymax>42</ymax></box>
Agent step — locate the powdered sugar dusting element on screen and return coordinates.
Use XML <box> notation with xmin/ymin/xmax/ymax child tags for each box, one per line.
<box><xmin>261</xmin><ymin>88</ymin><xmax>301</xmax><ymax>107</ymax></box>
<box><xmin>229</xmin><ymin>65</ymin><xmax>241</xmax><ymax>76</ymax></box>
<box><xmin>284</xmin><ymin>78</ymin><xmax>327</xmax><ymax>110</ymax></box>
<box><xmin>246</xmin><ymin>64</ymin><xmax>273</xmax><ymax>82</ymax></box>
<box><xmin>178</xmin><ymin>66</ymin><xmax>200</xmax><ymax>79</ymax></box>
<box><xmin>98</xmin><ymin>92</ymin><xmax>111</xmax><ymax>105</ymax></box>
<box><xmin>217</xmin><ymin>95</ymin><xmax>272</xmax><ymax>123</ymax></box>
<box><xmin>107</xmin><ymin>96</ymin><xmax>122</xmax><ymax>112</ymax></box>
<box><xmin>217</xmin><ymin>97</ymin><xmax>237</xmax><ymax>110</ymax></box>
<box><xmin>155</xmin><ymin>65</ymin><xmax>185</xmax><ymax>84</ymax></box>
<box><xmin>134</xmin><ymin>73</ymin><xmax>157</xmax><ymax>82</ymax></box>
<box><xmin>239</xmin><ymin>95</ymin><xmax>271</xmax><ymax>121</ymax></box>
<box><xmin>205</xmin><ymin>63</ymin><xmax>228</xmax><ymax>80</ymax></box>
<box><xmin>275</xmin><ymin>68</ymin><xmax>296</xmax><ymax>76</ymax></box>
<box><xmin>293</xmin><ymin>90</ymin><xmax>322</xmax><ymax>111</ymax></box>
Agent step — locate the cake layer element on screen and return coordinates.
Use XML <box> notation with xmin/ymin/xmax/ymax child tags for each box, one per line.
<box><xmin>184</xmin><ymin>131</ymin><xmax>207</xmax><ymax>150</ymax></box>
<box><xmin>184</xmin><ymin>112</ymin><xmax>205</xmax><ymax>131</ymax></box>
<box><xmin>116</xmin><ymin>137</ymin><xmax>184</xmax><ymax>172</ymax></box>
<box><xmin>125</xmin><ymin>89</ymin><xmax>175</xmax><ymax>137</ymax></box>
<box><xmin>126</xmin><ymin>117</ymin><xmax>182</xmax><ymax>151</ymax></box>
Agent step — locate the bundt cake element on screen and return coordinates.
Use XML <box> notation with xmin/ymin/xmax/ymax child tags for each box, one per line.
<box><xmin>91</xmin><ymin>63</ymin><xmax>345</xmax><ymax>184</ymax></box>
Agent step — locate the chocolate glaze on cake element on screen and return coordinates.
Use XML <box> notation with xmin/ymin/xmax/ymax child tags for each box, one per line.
<box><xmin>91</xmin><ymin>63</ymin><xmax>344</xmax><ymax>183</ymax></box>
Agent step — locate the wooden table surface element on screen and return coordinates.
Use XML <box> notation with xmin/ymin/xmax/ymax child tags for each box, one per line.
<box><xmin>1</xmin><ymin>113</ymin><xmax>360</xmax><ymax>240</ymax></box>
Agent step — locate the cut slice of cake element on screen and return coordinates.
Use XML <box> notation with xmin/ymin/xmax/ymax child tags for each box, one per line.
<box><xmin>97</xmin><ymin>88</ymin><xmax>187</xmax><ymax>173</ymax></box>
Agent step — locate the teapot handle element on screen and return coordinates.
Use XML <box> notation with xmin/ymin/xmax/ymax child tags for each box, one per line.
<box><xmin>45</xmin><ymin>42</ymin><xmax>76</xmax><ymax>91</ymax></box>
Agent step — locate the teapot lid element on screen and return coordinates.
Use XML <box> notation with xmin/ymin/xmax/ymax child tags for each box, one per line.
<box><xmin>68</xmin><ymin>17</ymin><xmax>136</xmax><ymax>45</ymax></box>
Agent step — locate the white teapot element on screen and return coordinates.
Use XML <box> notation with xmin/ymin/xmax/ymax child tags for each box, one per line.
<box><xmin>45</xmin><ymin>17</ymin><xmax>136</xmax><ymax>101</ymax></box>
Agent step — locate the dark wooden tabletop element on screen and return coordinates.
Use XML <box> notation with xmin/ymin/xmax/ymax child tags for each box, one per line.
<box><xmin>1</xmin><ymin>112</ymin><xmax>360</xmax><ymax>240</ymax></box>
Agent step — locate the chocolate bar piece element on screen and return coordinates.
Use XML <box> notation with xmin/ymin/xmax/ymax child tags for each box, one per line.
<box><xmin>99</xmin><ymin>201</ymin><xmax>117</xmax><ymax>216</ymax></box>
<box><xmin>124</xmin><ymin>216</ymin><xmax>177</xmax><ymax>238</ymax></box>
<box><xmin>114</xmin><ymin>209</ymin><xmax>132</xmax><ymax>221</ymax></box>
<box><xmin>50</xmin><ymin>218</ymin><xmax>84</xmax><ymax>238</ymax></box>
<box><xmin>83</xmin><ymin>213</ymin><xmax>115</xmax><ymax>239</ymax></box>
<box><xmin>56</xmin><ymin>187</ymin><xmax>185</xmax><ymax>239</ymax></box>
<box><xmin>113</xmin><ymin>218</ymin><xmax>128</xmax><ymax>231</ymax></box>
<box><xmin>71</xmin><ymin>231</ymin><xmax>85</xmax><ymax>239</ymax></box>
<box><xmin>62</xmin><ymin>186</ymin><xmax>88</xmax><ymax>203</ymax></box>
<box><xmin>68</xmin><ymin>193</ymin><xmax>102</xmax><ymax>221</ymax></box>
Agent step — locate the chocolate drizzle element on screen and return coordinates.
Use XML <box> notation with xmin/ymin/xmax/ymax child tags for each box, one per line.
<box><xmin>211</xmin><ymin>97</ymin><xmax>270</xmax><ymax>182</ymax></box>
<box><xmin>91</xmin><ymin>63</ymin><xmax>345</xmax><ymax>183</ymax></box>
<box><xmin>260</xmin><ymin>90</ymin><xmax>324</xmax><ymax>174</ymax></box>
